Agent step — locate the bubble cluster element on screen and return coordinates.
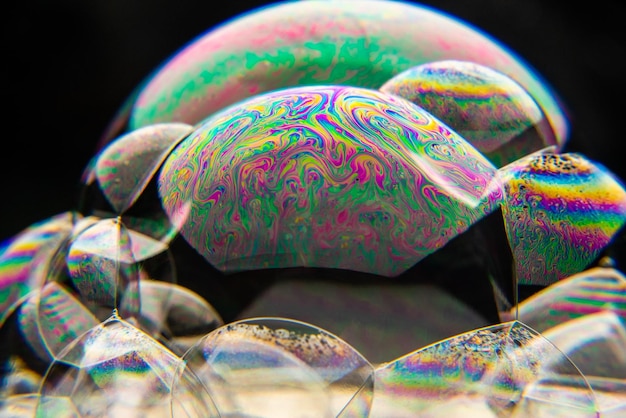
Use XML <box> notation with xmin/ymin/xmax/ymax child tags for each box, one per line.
<box><xmin>1</xmin><ymin>0</ymin><xmax>625</xmax><ymax>417</ymax></box>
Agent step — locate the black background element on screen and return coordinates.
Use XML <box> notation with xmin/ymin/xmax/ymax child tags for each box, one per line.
<box><xmin>2</xmin><ymin>0</ymin><xmax>624</xmax><ymax>242</ymax></box>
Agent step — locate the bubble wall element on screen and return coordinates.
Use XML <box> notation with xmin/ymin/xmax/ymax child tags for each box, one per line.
<box><xmin>1</xmin><ymin>1</ymin><xmax>625</xmax><ymax>417</ymax></box>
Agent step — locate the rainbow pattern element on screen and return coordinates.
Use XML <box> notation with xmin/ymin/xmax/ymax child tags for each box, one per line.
<box><xmin>158</xmin><ymin>85</ymin><xmax>502</xmax><ymax>276</ymax></box>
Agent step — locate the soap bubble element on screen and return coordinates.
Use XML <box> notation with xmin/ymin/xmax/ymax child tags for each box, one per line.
<box><xmin>499</xmin><ymin>152</ymin><xmax>626</xmax><ymax>286</ymax></box>
<box><xmin>126</xmin><ymin>279</ymin><xmax>224</xmax><ymax>356</ymax></box>
<box><xmin>0</xmin><ymin>212</ymin><xmax>75</xmax><ymax>328</ymax></box>
<box><xmin>158</xmin><ymin>84</ymin><xmax>502</xmax><ymax>277</ymax></box>
<box><xmin>371</xmin><ymin>320</ymin><xmax>598</xmax><ymax>417</ymax></box>
<box><xmin>509</xmin><ymin>267</ymin><xmax>626</xmax><ymax>413</ymax></box>
<box><xmin>80</xmin><ymin>123</ymin><xmax>193</xmax><ymax>245</ymax></box>
<box><xmin>109</xmin><ymin>0</ymin><xmax>568</xmax><ymax>152</ymax></box>
<box><xmin>380</xmin><ymin>60</ymin><xmax>558</xmax><ymax>167</ymax></box>
<box><xmin>180</xmin><ymin>317</ymin><xmax>374</xmax><ymax>417</ymax></box>
<box><xmin>37</xmin><ymin>314</ymin><xmax>219</xmax><ymax>417</ymax></box>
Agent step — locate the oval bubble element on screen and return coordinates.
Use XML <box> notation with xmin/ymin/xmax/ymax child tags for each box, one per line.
<box><xmin>158</xmin><ymin>85</ymin><xmax>502</xmax><ymax>277</ymax></box>
<box><xmin>380</xmin><ymin>60</ymin><xmax>558</xmax><ymax>167</ymax></box>
<box><xmin>122</xmin><ymin>0</ymin><xmax>568</xmax><ymax>149</ymax></box>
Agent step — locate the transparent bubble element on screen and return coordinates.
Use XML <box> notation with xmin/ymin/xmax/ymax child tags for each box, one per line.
<box><xmin>509</xmin><ymin>267</ymin><xmax>626</xmax><ymax>414</ymax></box>
<box><xmin>17</xmin><ymin>281</ymin><xmax>99</xmax><ymax>363</ymax></box>
<box><xmin>119</xmin><ymin>0</ymin><xmax>567</xmax><ymax>151</ymax></box>
<box><xmin>37</xmin><ymin>314</ymin><xmax>219</xmax><ymax>417</ymax></box>
<box><xmin>80</xmin><ymin>123</ymin><xmax>193</xmax><ymax>245</ymax></box>
<box><xmin>0</xmin><ymin>212</ymin><xmax>75</xmax><ymax>328</ymax></box>
<box><xmin>237</xmin><ymin>279</ymin><xmax>493</xmax><ymax>365</ymax></box>
<box><xmin>371</xmin><ymin>320</ymin><xmax>598</xmax><ymax>417</ymax></box>
<box><xmin>158</xmin><ymin>85</ymin><xmax>502</xmax><ymax>277</ymax></box>
<box><xmin>380</xmin><ymin>60</ymin><xmax>558</xmax><ymax>167</ymax></box>
<box><xmin>125</xmin><ymin>279</ymin><xmax>224</xmax><ymax>356</ymax></box>
<box><xmin>499</xmin><ymin>152</ymin><xmax>626</xmax><ymax>286</ymax></box>
<box><xmin>181</xmin><ymin>317</ymin><xmax>374</xmax><ymax>417</ymax></box>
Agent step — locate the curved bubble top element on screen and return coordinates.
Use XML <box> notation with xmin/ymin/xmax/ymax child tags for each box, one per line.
<box><xmin>129</xmin><ymin>0</ymin><xmax>569</xmax><ymax>148</ymax></box>
<box><xmin>380</xmin><ymin>60</ymin><xmax>558</xmax><ymax>167</ymax></box>
<box><xmin>158</xmin><ymin>85</ymin><xmax>502</xmax><ymax>276</ymax></box>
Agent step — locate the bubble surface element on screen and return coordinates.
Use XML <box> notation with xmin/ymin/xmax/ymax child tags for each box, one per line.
<box><xmin>371</xmin><ymin>320</ymin><xmax>598</xmax><ymax>417</ymax></box>
<box><xmin>158</xmin><ymin>85</ymin><xmax>502</xmax><ymax>276</ymax></box>
<box><xmin>38</xmin><ymin>314</ymin><xmax>219</xmax><ymax>417</ymax></box>
<box><xmin>126</xmin><ymin>0</ymin><xmax>568</xmax><ymax>149</ymax></box>
<box><xmin>182</xmin><ymin>317</ymin><xmax>374</xmax><ymax>417</ymax></box>
<box><xmin>380</xmin><ymin>60</ymin><xmax>558</xmax><ymax>167</ymax></box>
<box><xmin>499</xmin><ymin>152</ymin><xmax>626</xmax><ymax>285</ymax></box>
<box><xmin>0</xmin><ymin>212</ymin><xmax>75</xmax><ymax>327</ymax></box>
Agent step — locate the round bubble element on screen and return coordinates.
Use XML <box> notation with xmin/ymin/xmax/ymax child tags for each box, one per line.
<box><xmin>113</xmin><ymin>0</ymin><xmax>568</xmax><ymax>150</ymax></box>
<box><xmin>380</xmin><ymin>60</ymin><xmax>558</xmax><ymax>167</ymax></box>
<box><xmin>499</xmin><ymin>152</ymin><xmax>626</xmax><ymax>286</ymax></box>
<box><xmin>181</xmin><ymin>317</ymin><xmax>374</xmax><ymax>417</ymax></box>
<box><xmin>38</xmin><ymin>314</ymin><xmax>219</xmax><ymax>417</ymax></box>
<box><xmin>158</xmin><ymin>85</ymin><xmax>502</xmax><ymax>277</ymax></box>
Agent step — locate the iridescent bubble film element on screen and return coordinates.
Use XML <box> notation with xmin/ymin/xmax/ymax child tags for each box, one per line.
<box><xmin>371</xmin><ymin>320</ymin><xmax>598</xmax><ymax>417</ymax></box>
<box><xmin>66</xmin><ymin>218</ymin><xmax>140</xmax><ymax>315</ymax></box>
<box><xmin>158</xmin><ymin>85</ymin><xmax>502</xmax><ymax>276</ymax></box>
<box><xmin>499</xmin><ymin>152</ymin><xmax>626</xmax><ymax>285</ymax></box>
<box><xmin>3</xmin><ymin>1</ymin><xmax>624</xmax><ymax>416</ymax></box>
<box><xmin>380</xmin><ymin>60</ymin><xmax>557</xmax><ymax>167</ymax></box>
<box><xmin>182</xmin><ymin>317</ymin><xmax>374</xmax><ymax>417</ymax></box>
<box><xmin>91</xmin><ymin>123</ymin><xmax>192</xmax><ymax>214</ymax></box>
<box><xmin>127</xmin><ymin>0</ymin><xmax>568</xmax><ymax>148</ymax></box>
<box><xmin>38</xmin><ymin>314</ymin><xmax>219</xmax><ymax>417</ymax></box>
<box><xmin>0</xmin><ymin>212</ymin><xmax>74</xmax><ymax>327</ymax></box>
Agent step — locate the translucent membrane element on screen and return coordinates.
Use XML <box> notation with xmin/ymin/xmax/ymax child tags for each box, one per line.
<box><xmin>158</xmin><ymin>85</ymin><xmax>502</xmax><ymax>277</ymax></box>
<box><xmin>512</xmin><ymin>267</ymin><xmax>626</xmax><ymax>413</ymax></box>
<box><xmin>0</xmin><ymin>212</ymin><xmax>75</xmax><ymax>327</ymax></box>
<box><xmin>499</xmin><ymin>152</ymin><xmax>626</xmax><ymax>285</ymax></box>
<box><xmin>66</xmin><ymin>217</ymin><xmax>140</xmax><ymax>316</ymax></box>
<box><xmin>80</xmin><ymin>123</ymin><xmax>193</xmax><ymax>246</ymax></box>
<box><xmin>380</xmin><ymin>60</ymin><xmax>558</xmax><ymax>168</ymax></box>
<box><xmin>125</xmin><ymin>0</ymin><xmax>568</xmax><ymax>149</ymax></box>
<box><xmin>181</xmin><ymin>317</ymin><xmax>374</xmax><ymax>417</ymax></box>
<box><xmin>371</xmin><ymin>320</ymin><xmax>598</xmax><ymax>417</ymax></box>
<box><xmin>38</xmin><ymin>314</ymin><xmax>219</xmax><ymax>418</ymax></box>
<box><xmin>126</xmin><ymin>279</ymin><xmax>223</xmax><ymax>356</ymax></box>
<box><xmin>17</xmin><ymin>282</ymin><xmax>99</xmax><ymax>362</ymax></box>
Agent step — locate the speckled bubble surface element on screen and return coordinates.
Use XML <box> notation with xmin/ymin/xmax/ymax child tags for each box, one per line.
<box><xmin>128</xmin><ymin>0</ymin><xmax>569</xmax><ymax>148</ymax></box>
<box><xmin>499</xmin><ymin>152</ymin><xmax>626</xmax><ymax>285</ymax></box>
<box><xmin>370</xmin><ymin>320</ymin><xmax>597</xmax><ymax>417</ymax></box>
<box><xmin>380</xmin><ymin>60</ymin><xmax>557</xmax><ymax>167</ymax></box>
<box><xmin>158</xmin><ymin>85</ymin><xmax>502</xmax><ymax>276</ymax></box>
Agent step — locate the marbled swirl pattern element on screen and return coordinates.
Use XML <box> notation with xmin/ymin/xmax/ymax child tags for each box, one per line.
<box><xmin>158</xmin><ymin>85</ymin><xmax>502</xmax><ymax>277</ymax></box>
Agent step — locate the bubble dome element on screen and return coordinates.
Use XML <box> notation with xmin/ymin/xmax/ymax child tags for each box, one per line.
<box><xmin>2</xmin><ymin>1</ymin><xmax>625</xmax><ymax>417</ymax></box>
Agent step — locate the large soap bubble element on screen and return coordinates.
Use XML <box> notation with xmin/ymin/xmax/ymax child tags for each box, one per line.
<box><xmin>158</xmin><ymin>84</ymin><xmax>502</xmax><ymax>277</ymax></box>
<box><xmin>112</xmin><ymin>0</ymin><xmax>568</xmax><ymax>151</ymax></box>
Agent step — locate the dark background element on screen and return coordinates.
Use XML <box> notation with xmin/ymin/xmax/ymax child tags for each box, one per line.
<box><xmin>2</xmin><ymin>0</ymin><xmax>623</xmax><ymax>242</ymax></box>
